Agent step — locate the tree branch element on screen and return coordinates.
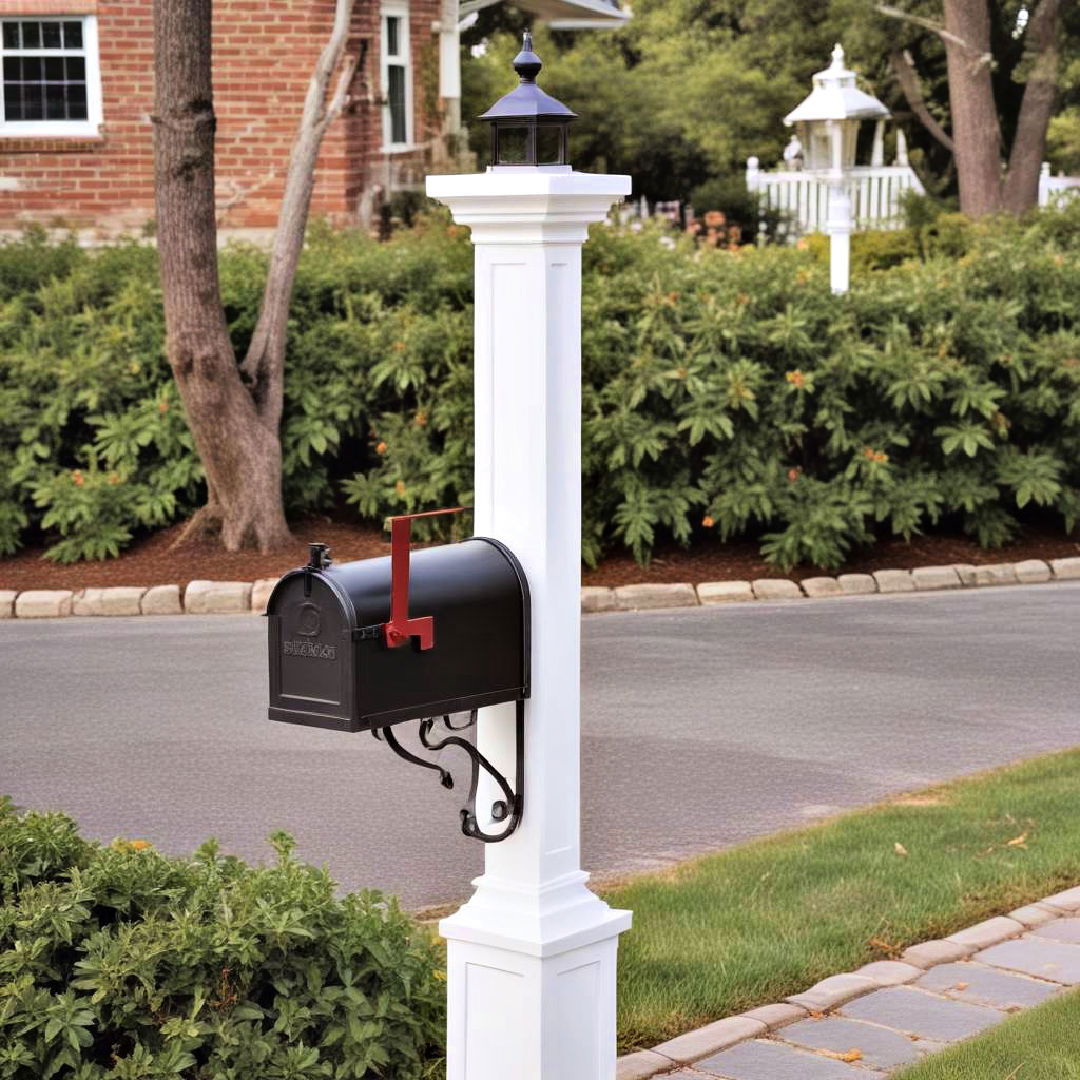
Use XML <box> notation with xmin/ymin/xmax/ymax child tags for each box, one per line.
<box><xmin>240</xmin><ymin>0</ymin><xmax>359</xmax><ymax>429</ymax></box>
<box><xmin>877</xmin><ymin>3</ymin><xmax>992</xmax><ymax>69</ymax></box>
<box><xmin>889</xmin><ymin>48</ymin><xmax>954</xmax><ymax>152</ymax></box>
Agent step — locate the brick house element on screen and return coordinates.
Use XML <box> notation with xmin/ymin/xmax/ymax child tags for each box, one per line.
<box><xmin>0</xmin><ymin>0</ymin><xmax>627</xmax><ymax>237</ymax></box>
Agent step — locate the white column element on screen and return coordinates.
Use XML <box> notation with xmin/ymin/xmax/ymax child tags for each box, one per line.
<box><xmin>426</xmin><ymin>167</ymin><xmax>632</xmax><ymax>1080</ymax></box>
<box><xmin>826</xmin><ymin>120</ymin><xmax>852</xmax><ymax>294</ymax></box>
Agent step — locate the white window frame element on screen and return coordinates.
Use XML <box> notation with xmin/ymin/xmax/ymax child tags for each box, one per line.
<box><xmin>379</xmin><ymin>3</ymin><xmax>413</xmax><ymax>152</ymax></box>
<box><xmin>0</xmin><ymin>14</ymin><xmax>103</xmax><ymax>138</ymax></box>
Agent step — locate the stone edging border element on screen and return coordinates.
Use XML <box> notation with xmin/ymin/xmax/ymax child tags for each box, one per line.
<box><xmin>617</xmin><ymin>884</ymin><xmax>1080</xmax><ymax>1079</ymax></box>
<box><xmin>1</xmin><ymin>558</ymin><xmax>1079</xmax><ymax>620</ymax></box>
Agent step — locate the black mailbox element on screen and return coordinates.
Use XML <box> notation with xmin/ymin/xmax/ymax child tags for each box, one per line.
<box><xmin>267</xmin><ymin>517</ymin><xmax>530</xmax><ymax>734</ymax></box>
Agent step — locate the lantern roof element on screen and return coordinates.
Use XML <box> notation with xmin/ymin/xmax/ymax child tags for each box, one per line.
<box><xmin>478</xmin><ymin>32</ymin><xmax>578</xmax><ymax>121</ymax></box>
<box><xmin>783</xmin><ymin>44</ymin><xmax>889</xmax><ymax>125</ymax></box>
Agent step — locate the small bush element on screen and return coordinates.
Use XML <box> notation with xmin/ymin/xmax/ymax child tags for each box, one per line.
<box><xmin>2</xmin><ymin>202</ymin><xmax>1080</xmax><ymax>570</ymax></box>
<box><xmin>0</xmin><ymin>797</ymin><xmax>445</xmax><ymax>1079</ymax></box>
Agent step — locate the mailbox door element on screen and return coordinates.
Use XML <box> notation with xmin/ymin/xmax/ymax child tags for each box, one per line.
<box><xmin>268</xmin><ymin>575</ymin><xmax>358</xmax><ymax>731</ymax></box>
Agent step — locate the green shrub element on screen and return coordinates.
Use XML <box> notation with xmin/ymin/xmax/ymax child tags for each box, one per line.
<box><xmin>2</xmin><ymin>202</ymin><xmax>1080</xmax><ymax>570</ymax></box>
<box><xmin>0</xmin><ymin>797</ymin><xmax>445</xmax><ymax>1079</ymax></box>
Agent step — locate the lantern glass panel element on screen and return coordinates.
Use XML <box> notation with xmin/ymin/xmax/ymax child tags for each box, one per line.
<box><xmin>496</xmin><ymin>124</ymin><xmax>529</xmax><ymax>164</ymax></box>
<box><xmin>536</xmin><ymin>124</ymin><xmax>563</xmax><ymax>165</ymax></box>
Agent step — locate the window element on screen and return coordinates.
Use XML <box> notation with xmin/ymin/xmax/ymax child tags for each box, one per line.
<box><xmin>380</xmin><ymin>6</ymin><xmax>411</xmax><ymax>149</ymax></box>
<box><xmin>1</xmin><ymin>15</ymin><xmax>102</xmax><ymax>137</ymax></box>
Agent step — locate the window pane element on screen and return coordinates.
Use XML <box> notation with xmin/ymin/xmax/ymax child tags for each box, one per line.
<box><xmin>387</xmin><ymin>64</ymin><xmax>406</xmax><ymax>143</ymax></box>
<box><xmin>43</xmin><ymin>56</ymin><xmax>64</xmax><ymax>80</ymax></box>
<box><xmin>4</xmin><ymin>82</ymin><xmax>22</xmax><ymax>120</ymax></box>
<box><xmin>537</xmin><ymin>124</ymin><xmax>562</xmax><ymax>164</ymax></box>
<box><xmin>21</xmin><ymin>22</ymin><xmax>40</xmax><ymax>48</ymax></box>
<box><xmin>21</xmin><ymin>57</ymin><xmax>42</xmax><ymax>81</ymax></box>
<box><xmin>496</xmin><ymin>125</ymin><xmax>528</xmax><ymax>164</ymax></box>
<box><xmin>66</xmin><ymin>80</ymin><xmax>86</xmax><ymax>119</ymax></box>
<box><xmin>65</xmin><ymin>56</ymin><xmax>85</xmax><ymax>81</ymax></box>
<box><xmin>2</xmin><ymin>23</ymin><xmax>19</xmax><ymax>49</ymax></box>
<box><xmin>62</xmin><ymin>21</ymin><xmax>82</xmax><ymax>48</ymax></box>
<box><xmin>41</xmin><ymin>21</ymin><xmax>62</xmax><ymax>48</ymax></box>
<box><xmin>386</xmin><ymin>16</ymin><xmax>400</xmax><ymax>57</ymax></box>
<box><xmin>45</xmin><ymin>82</ymin><xmax>65</xmax><ymax>119</ymax></box>
<box><xmin>21</xmin><ymin>84</ymin><xmax>44</xmax><ymax>119</ymax></box>
<box><xmin>3</xmin><ymin>57</ymin><xmax>18</xmax><ymax>80</ymax></box>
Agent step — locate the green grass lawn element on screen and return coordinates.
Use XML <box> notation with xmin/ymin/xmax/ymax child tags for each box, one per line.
<box><xmin>894</xmin><ymin>989</ymin><xmax>1080</xmax><ymax>1079</ymax></box>
<box><xmin>603</xmin><ymin>748</ymin><xmax>1080</xmax><ymax>1051</ymax></box>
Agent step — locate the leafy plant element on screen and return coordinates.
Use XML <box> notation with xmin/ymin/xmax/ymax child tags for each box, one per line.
<box><xmin>2</xmin><ymin>201</ymin><xmax>1080</xmax><ymax>570</ymax></box>
<box><xmin>0</xmin><ymin>799</ymin><xmax>445</xmax><ymax>1079</ymax></box>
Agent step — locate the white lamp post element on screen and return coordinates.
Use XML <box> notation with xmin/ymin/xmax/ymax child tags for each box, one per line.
<box><xmin>426</xmin><ymin>34</ymin><xmax>632</xmax><ymax>1080</ymax></box>
<box><xmin>783</xmin><ymin>43</ymin><xmax>889</xmax><ymax>293</ymax></box>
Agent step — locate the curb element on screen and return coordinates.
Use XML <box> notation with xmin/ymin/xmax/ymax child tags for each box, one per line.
<box><xmin>617</xmin><ymin>885</ymin><xmax>1080</xmax><ymax>1078</ymax></box>
<box><xmin>1</xmin><ymin>557</ymin><xmax>1079</xmax><ymax>620</ymax></box>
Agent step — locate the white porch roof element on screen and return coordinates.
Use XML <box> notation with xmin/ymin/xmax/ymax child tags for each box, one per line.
<box><xmin>460</xmin><ymin>0</ymin><xmax>630</xmax><ymax>29</ymax></box>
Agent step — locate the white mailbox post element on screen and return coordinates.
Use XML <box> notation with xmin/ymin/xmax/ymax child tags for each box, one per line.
<box><xmin>784</xmin><ymin>44</ymin><xmax>890</xmax><ymax>293</ymax></box>
<box><xmin>426</xmin><ymin>33</ymin><xmax>631</xmax><ymax>1080</ymax></box>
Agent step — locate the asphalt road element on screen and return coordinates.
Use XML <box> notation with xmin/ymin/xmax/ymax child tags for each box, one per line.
<box><xmin>2</xmin><ymin>584</ymin><xmax>1078</xmax><ymax>909</ymax></box>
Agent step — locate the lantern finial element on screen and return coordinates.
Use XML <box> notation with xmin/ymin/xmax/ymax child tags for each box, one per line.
<box><xmin>514</xmin><ymin>31</ymin><xmax>542</xmax><ymax>82</ymax></box>
<box><xmin>830</xmin><ymin>42</ymin><xmax>845</xmax><ymax>70</ymax></box>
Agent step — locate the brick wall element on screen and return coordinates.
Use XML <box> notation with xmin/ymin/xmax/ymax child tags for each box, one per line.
<box><xmin>0</xmin><ymin>0</ymin><xmax>442</xmax><ymax>234</ymax></box>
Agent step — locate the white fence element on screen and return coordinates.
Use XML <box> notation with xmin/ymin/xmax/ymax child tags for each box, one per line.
<box><xmin>748</xmin><ymin>159</ymin><xmax>1080</xmax><ymax>242</ymax></box>
<box><xmin>1040</xmin><ymin>163</ymin><xmax>1080</xmax><ymax>207</ymax></box>
<box><xmin>746</xmin><ymin>160</ymin><xmax>924</xmax><ymax>239</ymax></box>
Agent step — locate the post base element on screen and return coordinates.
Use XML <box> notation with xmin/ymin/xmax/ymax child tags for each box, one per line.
<box><xmin>442</xmin><ymin>873</ymin><xmax>631</xmax><ymax>1080</ymax></box>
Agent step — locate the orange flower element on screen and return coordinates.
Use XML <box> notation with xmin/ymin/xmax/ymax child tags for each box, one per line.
<box><xmin>108</xmin><ymin>473</ymin><xmax>121</xmax><ymax>485</ymax></box>
<box><xmin>129</xmin><ymin>840</ymin><xmax>152</xmax><ymax>851</ymax></box>
<box><xmin>376</xmin><ymin>441</ymin><xmax>388</xmax><ymax>455</ymax></box>
<box><xmin>395</xmin><ymin>480</ymin><xmax>407</xmax><ymax>496</ymax></box>
<box><xmin>786</xmin><ymin>370</ymin><xmax>806</xmax><ymax>388</ymax></box>
<box><xmin>787</xmin><ymin>467</ymin><xmax>800</xmax><ymax>482</ymax></box>
<box><xmin>701</xmin><ymin>515</ymin><xmax>715</xmax><ymax>528</ymax></box>
<box><xmin>158</xmin><ymin>400</ymin><xmax>169</xmax><ymax>413</ymax></box>
<box><xmin>393</xmin><ymin>341</ymin><xmax>406</xmax><ymax>352</ymax></box>
<box><xmin>72</xmin><ymin>470</ymin><xmax>85</xmax><ymax>487</ymax></box>
<box><xmin>415</xmin><ymin>411</ymin><xmax>428</xmax><ymax>427</ymax></box>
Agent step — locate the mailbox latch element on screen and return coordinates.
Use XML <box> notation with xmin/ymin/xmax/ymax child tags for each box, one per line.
<box><xmin>383</xmin><ymin>507</ymin><xmax>465</xmax><ymax>650</ymax></box>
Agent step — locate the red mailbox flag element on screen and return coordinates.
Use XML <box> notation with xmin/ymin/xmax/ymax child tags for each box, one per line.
<box><xmin>383</xmin><ymin>507</ymin><xmax>466</xmax><ymax>650</ymax></box>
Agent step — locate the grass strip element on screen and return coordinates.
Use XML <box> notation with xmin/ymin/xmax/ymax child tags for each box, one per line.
<box><xmin>894</xmin><ymin>988</ymin><xmax>1080</xmax><ymax>1079</ymax></box>
<box><xmin>601</xmin><ymin>748</ymin><xmax>1080</xmax><ymax>1051</ymax></box>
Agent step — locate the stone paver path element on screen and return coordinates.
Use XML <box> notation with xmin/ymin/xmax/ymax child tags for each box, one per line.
<box><xmin>619</xmin><ymin>886</ymin><xmax>1080</xmax><ymax>1079</ymax></box>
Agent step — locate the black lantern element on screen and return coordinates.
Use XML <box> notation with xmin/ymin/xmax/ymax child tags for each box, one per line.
<box><xmin>478</xmin><ymin>32</ymin><xmax>576</xmax><ymax>168</ymax></box>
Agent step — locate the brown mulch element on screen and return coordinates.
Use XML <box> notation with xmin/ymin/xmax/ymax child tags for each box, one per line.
<box><xmin>2</xmin><ymin>517</ymin><xmax>1079</xmax><ymax>592</ymax></box>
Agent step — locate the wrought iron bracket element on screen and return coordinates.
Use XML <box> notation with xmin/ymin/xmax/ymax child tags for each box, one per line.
<box><xmin>373</xmin><ymin>702</ymin><xmax>524</xmax><ymax>843</ymax></box>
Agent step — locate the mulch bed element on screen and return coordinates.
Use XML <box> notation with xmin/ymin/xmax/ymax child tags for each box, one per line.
<box><xmin>2</xmin><ymin>517</ymin><xmax>1079</xmax><ymax>592</ymax></box>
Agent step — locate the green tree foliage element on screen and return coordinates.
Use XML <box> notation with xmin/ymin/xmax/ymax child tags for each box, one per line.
<box><xmin>461</xmin><ymin>1</ymin><xmax>1080</xmax><ymax>207</ymax></box>
<box><xmin>2</xmin><ymin>204</ymin><xmax>1080</xmax><ymax>571</ymax></box>
<box><xmin>0</xmin><ymin>796</ymin><xmax>445</xmax><ymax>1079</ymax></box>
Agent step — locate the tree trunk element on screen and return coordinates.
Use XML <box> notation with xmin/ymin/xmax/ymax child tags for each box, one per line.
<box><xmin>153</xmin><ymin>0</ymin><xmax>292</xmax><ymax>552</ymax></box>
<box><xmin>240</xmin><ymin>0</ymin><xmax>357</xmax><ymax>430</ymax></box>
<box><xmin>943</xmin><ymin>0</ymin><xmax>1004</xmax><ymax>216</ymax></box>
<box><xmin>1001</xmin><ymin>0</ymin><xmax>1062</xmax><ymax>214</ymax></box>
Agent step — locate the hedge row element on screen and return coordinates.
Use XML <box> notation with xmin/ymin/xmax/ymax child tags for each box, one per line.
<box><xmin>1</xmin><ymin>204</ymin><xmax>1079</xmax><ymax>569</ymax></box>
<box><xmin>0</xmin><ymin>797</ymin><xmax>445</xmax><ymax>1079</ymax></box>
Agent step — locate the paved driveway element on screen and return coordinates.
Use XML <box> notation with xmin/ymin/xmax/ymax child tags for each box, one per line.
<box><xmin>1</xmin><ymin>584</ymin><xmax>1078</xmax><ymax>908</ymax></box>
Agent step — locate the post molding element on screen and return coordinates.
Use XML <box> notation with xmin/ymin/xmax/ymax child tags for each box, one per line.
<box><xmin>426</xmin><ymin>171</ymin><xmax>632</xmax><ymax>244</ymax></box>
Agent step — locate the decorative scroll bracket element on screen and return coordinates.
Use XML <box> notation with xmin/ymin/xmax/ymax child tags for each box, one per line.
<box><xmin>373</xmin><ymin>703</ymin><xmax>524</xmax><ymax>843</ymax></box>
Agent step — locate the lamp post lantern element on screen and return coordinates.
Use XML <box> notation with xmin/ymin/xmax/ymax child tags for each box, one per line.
<box><xmin>427</xmin><ymin>34</ymin><xmax>631</xmax><ymax>1080</ymax></box>
<box><xmin>784</xmin><ymin>43</ymin><xmax>889</xmax><ymax>293</ymax></box>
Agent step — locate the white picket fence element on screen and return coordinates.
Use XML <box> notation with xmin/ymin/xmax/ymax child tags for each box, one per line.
<box><xmin>746</xmin><ymin>160</ymin><xmax>924</xmax><ymax>239</ymax></box>
<box><xmin>748</xmin><ymin>159</ymin><xmax>1080</xmax><ymax>242</ymax></box>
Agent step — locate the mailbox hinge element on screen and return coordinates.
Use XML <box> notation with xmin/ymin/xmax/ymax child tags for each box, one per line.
<box><xmin>372</xmin><ymin>702</ymin><xmax>525</xmax><ymax>843</ymax></box>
